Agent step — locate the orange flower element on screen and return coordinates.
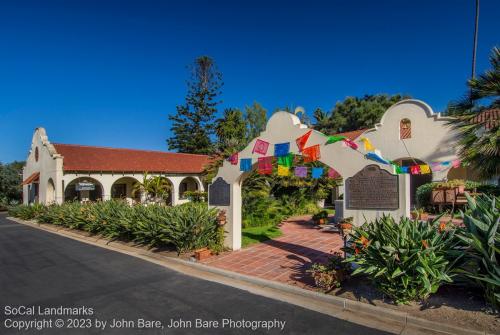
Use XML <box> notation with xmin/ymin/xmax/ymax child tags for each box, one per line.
<box><xmin>439</xmin><ymin>222</ymin><xmax>446</xmax><ymax>232</ymax></box>
<box><xmin>358</xmin><ymin>236</ymin><xmax>370</xmax><ymax>248</ymax></box>
<box><xmin>421</xmin><ymin>240</ymin><xmax>429</xmax><ymax>249</ymax></box>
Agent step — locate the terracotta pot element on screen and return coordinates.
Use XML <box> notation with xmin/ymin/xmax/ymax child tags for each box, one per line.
<box><xmin>318</xmin><ymin>218</ymin><xmax>325</xmax><ymax>225</ymax></box>
<box><xmin>420</xmin><ymin>213</ymin><xmax>429</xmax><ymax>221</ymax></box>
<box><xmin>194</xmin><ymin>248</ymin><xmax>212</xmax><ymax>261</ymax></box>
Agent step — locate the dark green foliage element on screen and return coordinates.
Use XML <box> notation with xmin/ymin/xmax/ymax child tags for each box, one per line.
<box><xmin>215</xmin><ymin>108</ymin><xmax>248</xmax><ymax>153</ymax></box>
<box><xmin>8</xmin><ymin>203</ymin><xmax>45</xmax><ymax>220</ymax></box>
<box><xmin>10</xmin><ymin>201</ymin><xmax>219</xmax><ymax>254</ymax></box>
<box><xmin>0</xmin><ymin>161</ymin><xmax>24</xmax><ymax>206</ymax></box>
<box><xmin>447</xmin><ymin>47</ymin><xmax>499</xmax><ymax>179</ymax></box>
<box><xmin>457</xmin><ymin>194</ymin><xmax>500</xmax><ymax>310</ymax></box>
<box><xmin>244</xmin><ymin>101</ymin><xmax>267</xmax><ymax>141</ymax></box>
<box><xmin>313</xmin><ymin>94</ymin><xmax>410</xmax><ymax>134</ymax></box>
<box><xmin>183</xmin><ymin>191</ymin><xmax>207</xmax><ymax>203</ymax></box>
<box><xmin>344</xmin><ymin>216</ymin><xmax>461</xmax><ymax>304</ymax></box>
<box><xmin>167</xmin><ymin>56</ymin><xmax>223</xmax><ymax>154</ymax></box>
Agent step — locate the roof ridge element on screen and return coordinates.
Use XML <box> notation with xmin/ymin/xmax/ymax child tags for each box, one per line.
<box><xmin>52</xmin><ymin>143</ymin><xmax>210</xmax><ymax>157</ymax></box>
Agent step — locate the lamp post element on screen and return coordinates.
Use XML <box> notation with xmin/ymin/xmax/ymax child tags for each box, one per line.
<box><xmin>471</xmin><ymin>0</ymin><xmax>480</xmax><ymax>80</ymax></box>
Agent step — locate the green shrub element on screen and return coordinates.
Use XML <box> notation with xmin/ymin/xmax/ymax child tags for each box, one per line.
<box><xmin>312</xmin><ymin>210</ymin><xmax>329</xmax><ymax>221</ymax></box>
<box><xmin>344</xmin><ymin>215</ymin><xmax>461</xmax><ymax>304</ymax></box>
<box><xmin>183</xmin><ymin>191</ymin><xmax>207</xmax><ymax>203</ymax></box>
<box><xmin>457</xmin><ymin>193</ymin><xmax>500</xmax><ymax>310</ymax></box>
<box><xmin>166</xmin><ymin>203</ymin><xmax>218</xmax><ymax>254</ymax></box>
<box><xmin>8</xmin><ymin>201</ymin><xmax>219</xmax><ymax>254</ymax></box>
<box><xmin>8</xmin><ymin>204</ymin><xmax>45</xmax><ymax>220</ymax></box>
<box><xmin>416</xmin><ymin>183</ymin><xmax>434</xmax><ymax>209</ymax></box>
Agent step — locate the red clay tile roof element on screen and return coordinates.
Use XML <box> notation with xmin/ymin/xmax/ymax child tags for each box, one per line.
<box><xmin>53</xmin><ymin>144</ymin><xmax>210</xmax><ymax>173</ymax></box>
<box><xmin>22</xmin><ymin>172</ymin><xmax>40</xmax><ymax>185</ymax></box>
<box><xmin>471</xmin><ymin>108</ymin><xmax>499</xmax><ymax>130</ymax></box>
<box><xmin>333</xmin><ymin>129</ymin><xmax>367</xmax><ymax>140</ymax></box>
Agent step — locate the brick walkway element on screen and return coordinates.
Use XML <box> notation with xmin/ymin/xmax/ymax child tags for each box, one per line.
<box><xmin>202</xmin><ymin>215</ymin><xmax>344</xmax><ymax>289</ymax></box>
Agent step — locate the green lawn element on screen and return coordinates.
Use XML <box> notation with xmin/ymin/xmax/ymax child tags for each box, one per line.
<box><xmin>242</xmin><ymin>225</ymin><xmax>283</xmax><ymax>248</ymax></box>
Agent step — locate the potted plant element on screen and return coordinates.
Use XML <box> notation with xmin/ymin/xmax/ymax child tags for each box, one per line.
<box><xmin>312</xmin><ymin>210</ymin><xmax>329</xmax><ymax>225</ymax></box>
<box><xmin>307</xmin><ymin>252</ymin><xmax>350</xmax><ymax>291</ymax></box>
<box><xmin>339</xmin><ymin>217</ymin><xmax>353</xmax><ymax>230</ymax></box>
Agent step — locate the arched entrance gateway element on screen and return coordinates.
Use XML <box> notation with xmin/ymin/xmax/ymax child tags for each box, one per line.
<box><xmin>64</xmin><ymin>177</ymin><xmax>104</xmax><ymax>202</ymax></box>
<box><xmin>208</xmin><ymin>112</ymin><xmax>411</xmax><ymax>250</ymax></box>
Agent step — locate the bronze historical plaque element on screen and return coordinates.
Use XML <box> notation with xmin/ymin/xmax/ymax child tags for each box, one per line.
<box><xmin>208</xmin><ymin>177</ymin><xmax>230</xmax><ymax>206</ymax></box>
<box><xmin>346</xmin><ymin>165</ymin><xmax>399</xmax><ymax>210</ymax></box>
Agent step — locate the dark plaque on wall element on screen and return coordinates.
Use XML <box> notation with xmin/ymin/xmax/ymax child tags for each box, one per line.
<box><xmin>208</xmin><ymin>177</ymin><xmax>231</xmax><ymax>206</ymax></box>
<box><xmin>346</xmin><ymin>165</ymin><xmax>399</xmax><ymax>210</ymax></box>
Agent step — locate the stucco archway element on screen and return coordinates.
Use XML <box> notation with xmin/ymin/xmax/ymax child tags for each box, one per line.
<box><xmin>393</xmin><ymin>157</ymin><xmax>433</xmax><ymax>208</ymax></box>
<box><xmin>209</xmin><ymin>112</ymin><xmax>410</xmax><ymax>250</ymax></box>
<box><xmin>64</xmin><ymin>177</ymin><xmax>104</xmax><ymax>202</ymax></box>
<box><xmin>178</xmin><ymin>176</ymin><xmax>200</xmax><ymax>200</ymax></box>
<box><xmin>111</xmin><ymin>176</ymin><xmax>142</xmax><ymax>204</ymax></box>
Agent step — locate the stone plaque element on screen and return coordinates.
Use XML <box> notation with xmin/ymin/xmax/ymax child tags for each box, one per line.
<box><xmin>208</xmin><ymin>177</ymin><xmax>230</xmax><ymax>206</ymax></box>
<box><xmin>346</xmin><ymin>165</ymin><xmax>399</xmax><ymax>210</ymax></box>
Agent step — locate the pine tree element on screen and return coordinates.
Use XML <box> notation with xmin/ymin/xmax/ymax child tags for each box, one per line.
<box><xmin>167</xmin><ymin>56</ymin><xmax>223</xmax><ymax>154</ymax></box>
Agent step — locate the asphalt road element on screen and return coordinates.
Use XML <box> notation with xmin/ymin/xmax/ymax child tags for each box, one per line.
<box><xmin>0</xmin><ymin>213</ymin><xmax>388</xmax><ymax>335</ymax></box>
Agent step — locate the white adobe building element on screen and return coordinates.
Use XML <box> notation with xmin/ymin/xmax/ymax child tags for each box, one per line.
<box><xmin>22</xmin><ymin>128</ymin><xmax>208</xmax><ymax>205</ymax></box>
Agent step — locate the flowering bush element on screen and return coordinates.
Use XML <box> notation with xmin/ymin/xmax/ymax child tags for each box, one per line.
<box><xmin>308</xmin><ymin>252</ymin><xmax>350</xmax><ymax>291</ymax></box>
<box><xmin>343</xmin><ymin>216</ymin><xmax>462</xmax><ymax>304</ymax></box>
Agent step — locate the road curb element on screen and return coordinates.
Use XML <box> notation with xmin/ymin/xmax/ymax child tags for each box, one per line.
<box><xmin>6</xmin><ymin>216</ymin><xmax>490</xmax><ymax>335</ymax></box>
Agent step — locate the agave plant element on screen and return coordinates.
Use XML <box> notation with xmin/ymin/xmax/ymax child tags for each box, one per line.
<box><xmin>457</xmin><ymin>193</ymin><xmax>500</xmax><ymax>310</ymax></box>
<box><xmin>344</xmin><ymin>215</ymin><xmax>462</xmax><ymax>304</ymax></box>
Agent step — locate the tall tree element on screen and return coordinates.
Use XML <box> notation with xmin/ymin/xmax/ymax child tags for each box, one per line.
<box><xmin>313</xmin><ymin>94</ymin><xmax>410</xmax><ymax>134</ymax></box>
<box><xmin>244</xmin><ymin>101</ymin><xmax>267</xmax><ymax>141</ymax></box>
<box><xmin>0</xmin><ymin>161</ymin><xmax>24</xmax><ymax>204</ymax></box>
<box><xmin>448</xmin><ymin>47</ymin><xmax>499</xmax><ymax>179</ymax></box>
<box><xmin>167</xmin><ymin>56</ymin><xmax>223</xmax><ymax>154</ymax></box>
<box><xmin>215</xmin><ymin>108</ymin><xmax>248</xmax><ymax>153</ymax></box>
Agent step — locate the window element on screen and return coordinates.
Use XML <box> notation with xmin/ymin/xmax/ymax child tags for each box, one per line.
<box><xmin>35</xmin><ymin>147</ymin><xmax>39</xmax><ymax>162</ymax></box>
<box><xmin>400</xmin><ymin>119</ymin><xmax>411</xmax><ymax>139</ymax></box>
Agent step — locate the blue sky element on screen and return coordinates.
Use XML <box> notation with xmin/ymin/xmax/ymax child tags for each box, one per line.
<box><xmin>0</xmin><ymin>0</ymin><xmax>498</xmax><ymax>162</ymax></box>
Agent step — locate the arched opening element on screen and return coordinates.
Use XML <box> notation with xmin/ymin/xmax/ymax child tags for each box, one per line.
<box><xmin>46</xmin><ymin>178</ymin><xmax>55</xmax><ymax>204</ymax></box>
<box><xmin>133</xmin><ymin>176</ymin><xmax>173</xmax><ymax>205</ymax></box>
<box><xmin>393</xmin><ymin>157</ymin><xmax>432</xmax><ymax>208</ymax></box>
<box><xmin>400</xmin><ymin>118</ymin><xmax>412</xmax><ymax>139</ymax></box>
<box><xmin>64</xmin><ymin>177</ymin><xmax>104</xmax><ymax>202</ymax></box>
<box><xmin>179</xmin><ymin>177</ymin><xmax>200</xmax><ymax>200</ymax></box>
<box><xmin>111</xmin><ymin>177</ymin><xmax>141</xmax><ymax>204</ymax></box>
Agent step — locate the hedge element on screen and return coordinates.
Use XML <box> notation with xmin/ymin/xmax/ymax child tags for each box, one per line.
<box><xmin>8</xmin><ymin>201</ymin><xmax>222</xmax><ymax>254</ymax></box>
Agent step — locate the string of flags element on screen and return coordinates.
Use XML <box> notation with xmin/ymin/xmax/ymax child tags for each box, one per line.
<box><xmin>229</xmin><ymin>128</ymin><xmax>462</xmax><ymax>177</ymax></box>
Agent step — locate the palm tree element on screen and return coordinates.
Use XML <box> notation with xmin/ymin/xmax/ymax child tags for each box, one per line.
<box><xmin>449</xmin><ymin>47</ymin><xmax>499</xmax><ymax>179</ymax></box>
<box><xmin>133</xmin><ymin>173</ymin><xmax>172</xmax><ymax>205</ymax></box>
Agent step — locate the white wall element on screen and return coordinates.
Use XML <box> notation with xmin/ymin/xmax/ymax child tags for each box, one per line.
<box><xmin>363</xmin><ymin>100</ymin><xmax>460</xmax><ymax>181</ymax></box>
<box><xmin>23</xmin><ymin>127</ymin><xmax>206</xmax><ymax>205</ymax></box>
<box><xmin>23</xmin><ymin>128</ymin><xmax>63</xmax><ymax>205</ymax></box>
